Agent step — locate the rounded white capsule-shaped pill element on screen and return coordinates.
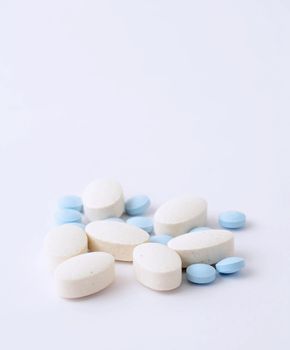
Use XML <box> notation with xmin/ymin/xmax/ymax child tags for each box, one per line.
<box><xmin>133</xmin><ymin>243</ymin><xmax>182</xmax><ymax>291</ymax></box>
<box><xmin>154</xmin><ymin>196</ymin><xmax>207</xmax><ymax>237</ymax></box>
<box><xmin>85</xmin><ymin>221</ymin><xmax>149</xmax><ymax>261</ymax></box>
<box><xmin>44</xmin><ymin>224</ymin><xmax>88</xmax><ymax>270</ymax></box>
<box><xmin>82</xmin><ymin>179</ymin><xmax>125</xmax><ymax>221</ymax></box>
<box><xmin>54</xmin><ymin>252</ymin><xmax>115</xmax><ymax>299</ymax></box>
<box><xmin>168</xmin><ymin>229</ymin><xmax>234</xmax><ymax>267</ymax></box>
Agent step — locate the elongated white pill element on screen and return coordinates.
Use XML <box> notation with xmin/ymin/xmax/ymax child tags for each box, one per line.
<box><xmin>133</xmin><ymin>243</ymin><xmax>182</xmax><ymax>291</ymax></box>
<box><xmin>154</xmin><ymin>196</ymin><xmax>207</xmax><ymax>236</ymax></box>
<box><xmin>85</xmin><ymin>221</ymin><xmax>149</xmax><ymax>261</ymax></box>
<box><xmin>82</xmin><ymin>179</ymin><xmax>125</xmax><ymax>221</ymax></box>
<box><xmin>44</xmin><ymin>224</ymin><xmax>88</xmax><ymax>270</ymax></box>
<box><xmin>54</xmin><ymin>252</ymin><xmax>115</xmax><ymax>299</ymax></box>
<box><xmin>168</xmin><ymin>229</ymin><xmax>234</xmax><ymax>267</ymax></box>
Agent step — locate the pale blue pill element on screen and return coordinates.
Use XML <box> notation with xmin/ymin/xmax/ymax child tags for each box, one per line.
<box><xmin>125</xmin><ymin>195</ymin><xmax>151</xmax><ymax>216</ymax></box>
<box><xmin>149</xmin><ymin>234</ymin><xmax>172</xmax><ymax>245</ymax></box>
<box><xmin>190</xmin><ymin>227</ymin><xmax>211</xmax><ymax>232</ymax></box>
<box><xmin>103</xmin><ymin>217</ymin><xmax>124</xmax><ymax>223</ymax></box>
<box><xmin>219</xmin><ymin>211</ymin><xmax>246</xmax><ymax>229</ymax></box>
<box><xmin>58</xmin><ymin>195</ymin><xmax>83</xmax><ymax>212</ymax></box>
<box><xmin>186</xmin><ymin>264</ymin><xmax>216</xmax><ymax>284</ymax></box>
<box><xmin>216</xmin><ymin>257</ymin><xmax>245</xmax><ymax>274</ymax></box>
<box><xmin>127</xmin><ymin>216</ymin><xmax>153</xmax><ymax>234</ymax></box>
<box><xmin>55</xmin><ymin>209</ymin><xmax>82</xmax><ymax>225</ymax></box>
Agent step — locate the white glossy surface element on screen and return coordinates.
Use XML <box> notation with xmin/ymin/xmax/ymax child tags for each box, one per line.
<box><xmin>154</xmin><ymin>196</ymin><xmax>207</xmax><ymax>236</ymax></box>
<box><xmin>85</xmin><ymin>221</ymin><xmax>149</xmax><ymax>261</ymax></box>
<box><xmin>168</xmin><ymin>230</ymin><xmax>234</xmax><ymax>267</ymax></box>
<box><xmin>55</xmin><ymin>252</ymin><xmax>115</xmax><ymax>298</ymax></box>
<box><xmin>44</xmin><ymin>224</ymin><xmax>88</xmax><ymax>270</ymax></box>
<box><xmin>133</xmin><ymin>243</ymin><xmax>182</xmax><ymax>291</ymax></box>
<box><xmin>82</xmin><ymin>179</ymin><xmax>124</xmax><ymax>221</ymax></box>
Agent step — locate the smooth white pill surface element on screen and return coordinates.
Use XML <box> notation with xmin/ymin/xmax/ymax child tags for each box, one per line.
<box><xmin>168</xmin><ymin>229</ymin><xmax>234</xmax><ymax>267</ymax></box>
<box><xmin>82</xmin><ymin>179</ymin><xmax>125</xmax><ymax>221</ymax></box>
<box><xmin>133</xmin><ymin>243</ymin><xmax>182</xmax><ymax>291</ymax></box>
<box><xmin>54</xmin><ymin>252</ymin><xmax>115</xmax><ymax>299</ymax></box>
<box><xmin>154</xmin><ymin>196</ymin><xmax>207</xmax><ymax>237</ymax></box>
<box><xmin>44</xmin><ymin>224</ymin><xmax>88</xmax><ymax>270</ymax></box>
<box><xmin>86</xmin><ymin>221</ymin><xmax>150</xmax><ymax>261</ymax></box>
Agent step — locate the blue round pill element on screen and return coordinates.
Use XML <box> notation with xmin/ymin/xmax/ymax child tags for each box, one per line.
<box><xmin>216</xmin><ymin>257</ymin><xmax>245</xmax><ymax>274</ymax></box>
<box><xmin>186</xmin><ymin>264</ymin><xmax>216</xmax><ymax>284</ymax></box>
<box><xmin>55</xmin><ymin>209</ymin><xmax>82</xmax><ymax>225</ymax></box>
<box><xmin>190</xmin><ymin>227</ymin><xmax>211</xmax><ymax>233</ymax></box>
<box><xmin>125</xmin><ymin>195</ymin><xmax>151</xmax><ymax>216</ymax></box>
<box><xmin>219</xmin><ymin>211</ymin><xmax>246</xmax><ymax>229</ymax></box>
<box><xmin>149</xmin><ymin>234</ymin><xmax>172</xmax><ymax>245</ymax></box>
<box><xmin>58</xmin><ymin>195</ymin><xmax>83</xmax><ymax>212</ymax></box>
<box><xmin>126</xmin><ymin>216</ymin><xmax>153</xmax><ymax>234</ymax></box>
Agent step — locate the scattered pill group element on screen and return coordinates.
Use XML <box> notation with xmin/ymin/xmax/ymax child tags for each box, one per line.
<box><xmin>44</xmin><ymin>178</ymin><xmax>247</xmax><ymax>299</ymax></box>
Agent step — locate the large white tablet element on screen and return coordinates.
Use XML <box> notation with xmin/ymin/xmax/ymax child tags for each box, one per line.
<box><xmin>54</xmin><ymin>252</ymin><xmax>115</xmax><ymax>298</ymax></box>
<box><xmin>154</xmin><ymin>196</ymin><xmax>207</xmax><ymax>236</ymax></box>
<box><xmin>168</xmin><ymin>229</ymin><xmax>234</xmax><ymax>267</ymax></box>
<box><xmin>133</xmin><ymin>243</ymin><xmax>182</xmax><ymax>291</ymax></box>
<box><xmin>44</xmin><ymin>224</ymin><xmax>88</xmax><ymax>270</ymax></box>
<box><xmin>82</xmin><ymin>179</ymin><xmax>124</xmax><ymax>221</ymax></box>
<box><xmin>85</xmin><ymin>221</ymin><xmax>149</xmax><ymax>261</ymax></box>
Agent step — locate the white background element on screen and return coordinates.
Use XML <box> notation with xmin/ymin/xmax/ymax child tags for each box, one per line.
<box><xmin>0</xmin><ymin>1</ymin><xmax>290</xmax><ymax>349</ymax></box>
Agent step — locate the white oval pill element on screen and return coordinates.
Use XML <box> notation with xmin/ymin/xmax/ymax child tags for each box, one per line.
<box><xmin>82</xmin><ymin>179</ymin><xmax>125</xmax><ymax>221</ymax></box>
<box><xmin>168</xmin><ymin>229</ymin><xmax>234</xmax><ymax>267</ymax></box>
<box><xmin>154</xmin><ymin>196</ymin><xmax>207</xmax><ymax>236</ymax></box>
<box><xmin>133</xmin><ymin>243</ymin><xmax>182</xmax><ymax>291</ymax></box>
<box><xmin>44</xmin><ymin>224</ymin><xmax>88</xmax><ymax>270</ymax></box>
<box><xmin>85</xmin><ymin>221</ymin><xmax>149</xmax><ymax>261</ymax></box>
<box><xmin>54</xmin><ymin>252</ymin><xmax>115</xmax><ymax>299</ymax></box>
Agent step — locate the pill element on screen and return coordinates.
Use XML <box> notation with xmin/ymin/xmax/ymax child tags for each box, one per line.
<box><xmin>219</xmin><ymin>211</ymin><xmax>246</xmax><ymax>229</ymax></box>
<box><xmin>82</xmin><ymin>179</ymin><xmax>125</xmax><ymax>221</ymax></box>
<box><xmin>186</xmin><ymin>264</ymin><xmax>216</xmax><ymax>284</ymax></box>
<box><xmin>58</xmin><ymin>195</ymin><xmax>83</xmax><ymax>212</ymax></box>
<box><xmin>86</xmin><ymin>221</ymin><xmax>149</xmax><ymax>261</ymax></box>
<box><xmin>103</xmin><ymin>217</ymin><xmax>124</xmax><ymax>223</ymax></box>
<box><xmin>133</xmin><ymin>243</ymin><xmax>182</xmax><ymax>291</ymax></box>
<box><xmin>125</xmin><ymin>195</ymin><xmax>151</xmax><ymax>216</ymax></box>
<box><xmin>54</xmin><ymin>208</ymin><xmax>82</xmax><ymax>225</ymax></box>
<box><xmin>54</xmin><ymin>252</ymin><xmax>115</xmax><ymax>299</ymax></box>
<box><xmin>44</xmin><ymin>224</ymin><xmax>88</xmax><ymax>270</ymax></box>
<box><xmin>216</xmin><ymin>257</ymin><xmax>245</xmax><ymax>274</ymax></box>
<box><xmin>190</xmin><ymin>227</ymin><xmax>211</xmax><ymax>232</ymax></box>
<box><xmin>154</xmin><ymin>196</ymin><xmax>207</xmax><ymax>237</ymax></box>
<box><xmin>149</xmin><ymin>234</ymin><xmax>172</xmax><ymax>245</ymax></box>
<box><xmin>168</xmin><ymin>229</ymin><xmax>234</xmax><ymax>267</ymax></box>
<box><xmin>127</xmin><ymin>216</ymin><xmax>153</xmax><ymax>234</ymax></box>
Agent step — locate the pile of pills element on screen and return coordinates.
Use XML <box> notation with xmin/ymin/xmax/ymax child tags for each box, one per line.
<box><xmin>44</xmin><ymin>179</ymin><xmax>246</xmax><ymax>299</ymax></box>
